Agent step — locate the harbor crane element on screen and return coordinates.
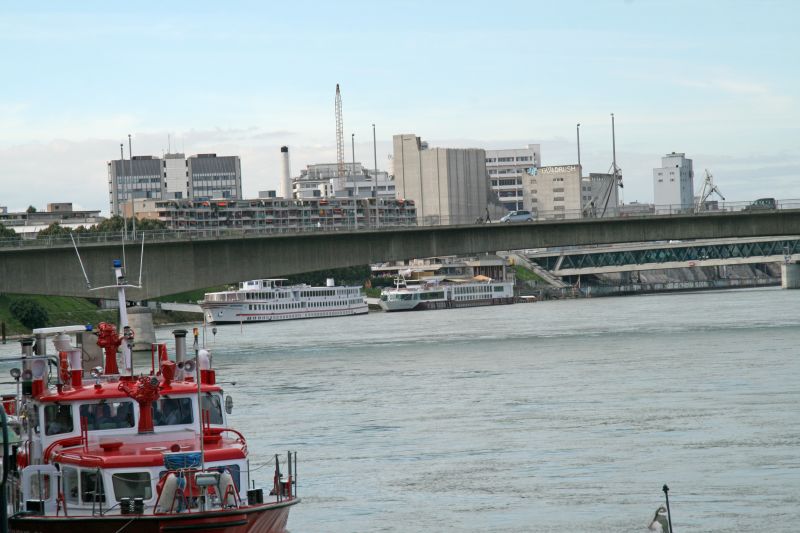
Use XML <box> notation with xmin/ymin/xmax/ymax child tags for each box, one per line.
<box><xmin>695</xmin><ymin>169</ymin><xmax>725</xmax><ymax>211</ymax></box>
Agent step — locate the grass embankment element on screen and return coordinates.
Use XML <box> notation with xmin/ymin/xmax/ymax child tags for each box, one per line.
<box><xmin>512</xmin><ymin>265</ymin><xmax>545</xmax><ymax>284</ymax></box>
<box><xmin>0</xmin><ymin>294</ymin><xmax>204</xmax><ymax>338</ymax></box>
<box><xmin>0</xmin><ymin>294</ymin><xmax>118</xmax><ymax>337</ymax></box>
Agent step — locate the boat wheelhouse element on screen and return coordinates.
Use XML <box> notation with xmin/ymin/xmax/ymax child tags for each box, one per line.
<box><xmin>201</xmin><ymin>278</ymin><xmax>367</xmax><ymax>324</ymax></box>
<box><xmin>1</xmin><ymin>260</ymin><xmax>299</xmax><ymax>533</ymax></box>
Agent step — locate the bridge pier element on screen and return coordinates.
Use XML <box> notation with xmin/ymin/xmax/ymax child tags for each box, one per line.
<box><xmin>781</xmin><ymin>261</ymin><xmax>800</xmax><ymax>289</ymax></box>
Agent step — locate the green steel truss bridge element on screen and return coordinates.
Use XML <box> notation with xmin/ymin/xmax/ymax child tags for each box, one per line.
<box><xmin>527</xmin><ymin>236</ymin><xmax>800</xmax><ymax>276</ymax></box>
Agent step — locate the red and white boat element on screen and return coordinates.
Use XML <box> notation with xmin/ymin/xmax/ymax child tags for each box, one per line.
<box><xmin>1</xmin><ymin>260</ymin><xmax>299</xmax><ymax>532</ymax></box>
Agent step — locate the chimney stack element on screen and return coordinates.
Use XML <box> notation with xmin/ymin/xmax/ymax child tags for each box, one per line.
<box><xmin>280</xmin><ymin>146</ymin><xmax>292</xmax><ymax>199</ymax></box>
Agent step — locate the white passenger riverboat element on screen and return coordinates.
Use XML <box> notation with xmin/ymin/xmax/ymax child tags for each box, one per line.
<box><xmin>201</xmin><ymin>279</ymin><xmax>367</xmax><ymax>324</ymax></box>
<box><xmin>378</xmin><ymin>276</ymin><xmax>515</xmax><ymax>312</ymax></box>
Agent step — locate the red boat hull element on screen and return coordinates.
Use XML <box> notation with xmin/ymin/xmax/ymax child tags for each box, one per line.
<box><xmin>9</xmin><ymin>499</ymin><xmax>299</xmax><ymax>533</ymax></box>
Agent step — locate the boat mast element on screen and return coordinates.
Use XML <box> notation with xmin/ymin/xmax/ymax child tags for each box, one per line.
<box><xmin>113</xmin><ymin>260</ymin><xmax>133</xmax><ymax>374</ymax></box>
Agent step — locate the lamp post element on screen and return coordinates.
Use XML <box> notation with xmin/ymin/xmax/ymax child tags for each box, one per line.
<box><xmin>372</xmin><ymin>123</ymin><xmax>378</xmax><ymax>228</ymax></box>
<box><xmin>351</xmin><ymin>133</ymin><xmax>356</xmax><ymax>229</ymax></box>
<box><xmin>128</xmin><ymin>134</ymin><xmax>135</xmax><ymax>240</ymax></box>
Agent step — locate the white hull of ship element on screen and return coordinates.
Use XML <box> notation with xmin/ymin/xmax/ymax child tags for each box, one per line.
<box><xmin>203</xmin><ymin>303</ymin><xmax>368</xmax><ymax>324</ymax></box>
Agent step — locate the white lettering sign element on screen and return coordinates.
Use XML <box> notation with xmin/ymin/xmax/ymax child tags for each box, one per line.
<box><xmin>538</xmin><ymin>165</ymin><xmax>579</xmax><ymax>174</ymax></box>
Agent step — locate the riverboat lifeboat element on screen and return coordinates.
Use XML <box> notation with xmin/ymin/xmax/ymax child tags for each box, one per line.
<box><xmin>0</xmin><ymin>260</ymin><xmax>299</xmax><ymax>533</ymax></box>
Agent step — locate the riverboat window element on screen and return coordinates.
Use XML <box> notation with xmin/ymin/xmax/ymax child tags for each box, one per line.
<box><xmin>202</xmin><ymin>393</ymin><xmax>224</xmax><ymax>425</ymax></box>
<box><xmin>494</xmin><ymin>286</ymin><xmax>504</xmax><ymax>292</ymax></box>
<box><xmin>79</xmin><ymin>401</ymin><xmax>135</xmax><ymax>430</ymax></box>
<box><xmin>112</xmin><ymin>472</ymin><xmax>152</xmax><ymax>501</ymax></box>
<box><xmin>153</xmin><ymin>397</ymin><xmax>193</xmax><ymax>426</ymax></box>
<box><xmin>63</xmin><ymin>467</ymin><xmax>79</xmax><ymax>504</ymax></box>
<box><xmin>208</xmin><ymin>464</ymin><xmax>241</xmax><ymax>490</ymax></box>
<box><xmin>81</xmin><ymin>470</ymin><xmax>105</xmax><ymax>503</ymax></box>
<box><xmin>30</xmin><ymin>473</ymin><xmax>52</xmax><ymax>500</ymax></box>
<box><xmin>44</xmin><ymin>404</ymin><xmax>74</xmax><ymax>435</ymax></box>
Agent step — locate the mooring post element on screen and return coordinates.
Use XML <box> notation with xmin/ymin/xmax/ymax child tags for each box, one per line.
<box><xmin>1</xmin><ymin>322</ymin><xmax>5</xmax><ymax>344</ymax></box>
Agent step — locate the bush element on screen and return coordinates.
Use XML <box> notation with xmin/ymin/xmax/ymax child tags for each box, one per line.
<box><xmin>9</xmin><ymin>299</ymin><xmax>50</xmax><ymax>330</ymax></box>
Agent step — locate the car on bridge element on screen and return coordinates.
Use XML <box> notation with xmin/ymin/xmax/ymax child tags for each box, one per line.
<box><xmin>499</xmin><ymin>210</ymin><xmax>535</xmax><ymax>223</ymax></box>
<box><xmin>744</xmin><ymin>197</ymin><xmax>777</xmax><ymax>211</ymax></box>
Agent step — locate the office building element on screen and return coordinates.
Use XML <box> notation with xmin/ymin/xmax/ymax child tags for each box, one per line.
<box><xmin>108</xmin><ymin>156</ymin><xmax>163</xmax><ymax>215</ymax></box>
<box><xmin>486</xmin><ymin>144</ymin><xmax>541</xmax><ymax>211</ymax></box>
<box><xmin>653</xmin><ymin>152</ymin><xmax>694</xmax><ymax>212</ymax></box>
<box><xmin>108</xmin><ymin>153</ymin><xmax>242</xmax><ymax>215</ymax></box>
<box><xmin>293</xmin><ymin>162</ymin><xmax>394</xmax><ymax>199</ymax></box>
<box><xmin>393</xmin><ymin>134</ymin><xmax>489</xmax><ymax>225</ymax></box>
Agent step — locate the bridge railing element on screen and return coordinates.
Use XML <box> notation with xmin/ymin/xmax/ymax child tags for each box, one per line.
<box><xmin>0</xmin><ymin>198</ymin><xmax>798</xmax><ymax>250</ymax></box>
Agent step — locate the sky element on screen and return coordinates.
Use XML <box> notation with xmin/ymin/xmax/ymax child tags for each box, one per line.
<box><xmin>1</xmin><ymin>0</ymin><xmax>798</xmax><ymax>214</ymax></box>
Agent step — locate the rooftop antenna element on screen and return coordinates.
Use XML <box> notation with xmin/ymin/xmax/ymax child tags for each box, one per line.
<box><xmin>168</xmin><ymin>133</ymin><xmax>171</xmax><ymax>154</ymax></box>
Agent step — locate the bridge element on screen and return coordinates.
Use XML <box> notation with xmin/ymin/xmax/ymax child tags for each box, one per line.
<box><xmin>1</xmin><ymin>209</ymin><xmax>799</xmax><ymax>299</ymax></box>
<box><xmin>527</xmin><ymin>235</ymin><xmax>800</xmax><ymax>277</ymax></box>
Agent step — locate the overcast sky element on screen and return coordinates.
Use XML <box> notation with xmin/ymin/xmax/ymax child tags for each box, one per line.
<box><xmin>1</xmin><ymin>0</ymin><xmax>798</xmax><ymax>214</ymax></box>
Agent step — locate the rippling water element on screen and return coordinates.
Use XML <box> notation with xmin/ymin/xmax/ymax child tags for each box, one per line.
<box><xmin>3</xmin><ymin>288</ymin><xmax>799</xmax><ymax>531</ymax></box>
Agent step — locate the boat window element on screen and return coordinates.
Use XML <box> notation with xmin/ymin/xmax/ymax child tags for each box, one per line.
<box><xmin>63</xmin><ymin>467</ymin><xmax>79</xmax><ymax>504</ymax></box>
<box><xmin>202</xmin><ymin>393</ymin><xmax>224</xmax><ymax>425</ymax></box>
<box><xmin>494</xmin><ymin>286</ymin><xmax>504</xmax><ymax>292</ymax></box>
<box><xmin>208</xmin><ymin>464</ymin><xmax>241</xmax><ymax>490</ymax></box>
<box><xmin>44</xmin><ymin>404</ymin><xmax>74</xmax><ymax>436</ymax></box>
<box><xmin>112</xmin><ymin>472</ymin><xmax>152</xmax><ymax>501</ymax></box>
<box><xmin>30</xmin><ymin>473</ymin><xmax>52</xmax><ymax>500</ymax></box>
<box><xmin>152</xmin><ymin>397</ymin><xmax>193</xmax><ymax>426</ymax></box>
<box><xmin>79</xmin><ymin>401</ymin><xmax>135</xmax><ymax>431</ymax></box>
<box><xmin>81</xmin><ymin>470</ymin><xmax>105</xmax><ymax>503</ymax></box>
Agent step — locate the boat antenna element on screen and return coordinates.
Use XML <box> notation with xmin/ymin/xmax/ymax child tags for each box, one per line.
<box><xmin>70</xmin><ymin>233</ymin><xmax>93</xmax><ymax>289</ymax></box>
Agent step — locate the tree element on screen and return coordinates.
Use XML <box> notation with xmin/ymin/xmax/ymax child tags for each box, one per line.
<box><xmin>26</xmin><ymin>205</ymin><xmax>37</xmax><ymax>213</ymax></box>
<box><xmin>0</xmin><ymin>223</ymin><xmax>19</xmax><ymax>241</ymax></box>
<box><xmin>10</xmin><ymin>299</ymin><xmax>49</xmax><ymax>330</ymax></box>
<box><xmin>36</xmin><ymin>222</ymin><xmax>72</xmax><ymax>239</ymax></box>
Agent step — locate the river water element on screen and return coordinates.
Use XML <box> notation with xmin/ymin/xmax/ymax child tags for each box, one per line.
<box><xmin>3</xmin><ymin>288</ymin><xmax>799</xmax><ymax>531</ymax></box>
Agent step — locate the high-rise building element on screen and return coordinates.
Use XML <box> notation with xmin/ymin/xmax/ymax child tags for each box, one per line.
<box><xmin>486</xmin><ymin>144</ymin><xmax>541</xmax><ymax>211</ymax></box>
<box><xmin>107</xmin><ymin>156</ymin><xmax>163</xmax><ymax>216</ymax></box>
<box><xmin>292</xmin><ymin>162</ymin><xmax>394</xmax><ymax>199</ymax></box>
<box><xmin>653</xmin><ymin>152</ymin><xmax>694</xmax><ymax>212</ymax></box>
<box><xmin>186</xmin><ymin>154</ymin><xmax>242</xmax><ymax>201</ymax></box>
<box><xmin>107</xmin><ymin>153</ymin><xmax>242</xmax><ymax>215</ymax></box>
<box><xmin>393</xmin><ymin>134</ymin><xmax>489</xmax><ymax>225</ymax></box>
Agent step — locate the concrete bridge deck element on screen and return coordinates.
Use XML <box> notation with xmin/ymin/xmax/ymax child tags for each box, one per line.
<box><xmin>1</xmin><ymin>209</ymin><xmax>799</xmax><ymax>299</ymax></box>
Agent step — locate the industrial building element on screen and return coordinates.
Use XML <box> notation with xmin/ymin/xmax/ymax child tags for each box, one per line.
<box><xmin>131</xmin><ymin>196</ymin><xmax>416</xmax><ymax>231</ymax></box>
<box><xmin>108</xmin><ymin>153</ymin><xmax>243</xmax><ymax>215</ymax></box>
<box><xmin>522</xmin><ymin>164</ymin><xmax>584</xmax><ymax>219</ymax></box>
<box><xmin>486</xmin><ymin>144</ymin><xmax>541</xmax><ymax>211</ymax></box>
<box><xmin>293</xmin><ymin>162</ymin><xmax>394</xmax><ymax>199</ymax></box>
<box><xmin>393</xmin><ymin>134</ymin><xmax>490</xmax><ymax>225</ymax></box>
<box><xmin>653</xmin><ymin>152</ymin><xmax>694</xmax><ymax>213</ymax></box>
